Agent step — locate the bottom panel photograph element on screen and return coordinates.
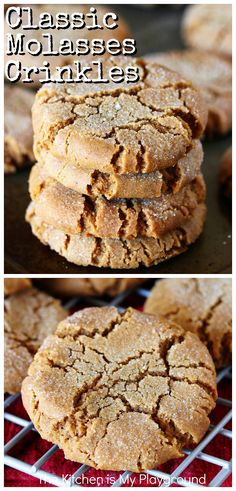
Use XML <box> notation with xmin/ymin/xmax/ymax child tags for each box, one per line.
<box><xmin>4</xmin><ymin>278</ymin><xmax>232</xmax><ymax>487</ymax></box>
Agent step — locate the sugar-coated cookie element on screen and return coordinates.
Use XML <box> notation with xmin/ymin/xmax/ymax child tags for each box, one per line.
<box><xmin>22</xmin><ymin>306</ymin><xmax>217</xmax><ymax>471</ymax></box>
<box><xmin>32</xmin><ymin>57</ymin><xmax>207</xmax><ymax>174</ymax></box>
<box><xmin>28</xmin><ymin>174</ymin><xmax>205</xmax><ymax>239</ymax></box>
<box><xmin>144</xmin><ymin>278</ymin><xmax>232</xmax><ymax>368</ymax></box>
<box><xmin>26</xmin><ymin>202</ymin><xmax>206</xmax><ymax>268</ymax></box>
<box><xmin>146</xmin><ymin>50</ymin><xmax>232</xmax><ymax>137</ymax></box>
<box><xmin>182</xmin><ymin>4</ymin><xmax>232</xmax><ymax>57</ymax></box>
<box><xmin>5</xmin><ymin>288</ymin><xmax>67</xmax><ymax>393</ymax></box>
<box><xmin>4</xmin><ymin>85</ymin><xmax>35</xmax><ymax>173</ymax></box>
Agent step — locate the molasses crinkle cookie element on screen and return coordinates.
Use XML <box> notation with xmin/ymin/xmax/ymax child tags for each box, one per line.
<box><xmin>26</xmin><ymin>202</ymin><xmax>206</xmax><ymax>269</ymax></box>
<box><xmin>4</xmin><ymin>288</ymin><xmax>67</xmax><ymax>394</ymax></box>
<box><xmin>146</xmin><ymin>50</ymin><xmax>232</xmax><ymax>137</ymax></box>
<box><xmin>29</xmin><ymin>140</ymin><xmax>203</xmax><ymax>200</ymax></box>
<box><xmin>182</xmin><ymin>4</ymin><xmax>232</xmax><ymax>57</ymax></box>
<box><xmin>28</xmin><ymin>174</ymin><xmax>205</xmax><ymax>239</ymax></box>
<box><xmin>27</xmin><ymin>56</ymin><xmax>208</xmax><ymax>268</ymax></box>
<box><xmin>32</xmin><ymin>57</ymin><xmax>207</xmax><ymax>170</ymax></box>
<box><xmin>22</xmin><ymin>307</ymin><xmax>217</xmax><ymax>471</ymax></box>
<box><xmin>4</xmin><ymin>85</ymin><xmax>35</xmax><ymax>173</ymax></box>
<box><xmin>145</xmin><ymin>278</ymin><xmax>232</xmax><ymax>368</ymax></box>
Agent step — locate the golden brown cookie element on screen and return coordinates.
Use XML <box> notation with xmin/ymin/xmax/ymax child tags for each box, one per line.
<box><xmin>36</xmin><ymin>278</ymin><xmax>145</xmax><ymax>297</ymax></box>
<box><xmin>144</xmin><ymin>278</ymin><xmax>232</xmax><ymax>368</ymax></box>
<box><xmin>4</xmin><ymin>85</ymin><xmax>35</xmax><ymax>173</ymax></box>
<box><xmin>30</xmin><ymin>140</ymin><xmax>203</xmax><ymax>200</ymax></box>
<box><xmin>26</xmin><ymin>202</ymin><xmax>206</xmax><ymax>269</ymax></box>
<box><xmin>28</xmin><ymin>174</ymin><xmax>205</xmax><ymax>239</ymax></box>
<box><xmin>4</xmin><ymin>288</ymin><xmax>67</xmax><ymax>394</ymax></box>
<box><xmin>219</xmin><ymin>147</ymin><xmax>232</xmax><ymax>199</ymax></box>
<box><xmin>32</xmin><ymin>57</ymin><xmax>207</xmax><ymax>173</ymax></box>
<box><xmin>4</xmin><ymin>5</ymin><xmax>130</xmax><ymax>88</ymax></box>
<box><xmin>4</xmin><ymin>278</ymin><xmax>32</xmax><ymax>297</ymax></box>
<box><xmin>146</xmin><ymin>50</ymin><xmax>232</xmax><ymax>137</ymax></box>
<box><xmin>182</xmin><ymin>4</ymin><xmax>232</xmax><ymax>57</ymax></box>
<box><xmin>22</xmin><ymin>306</ymin><xmax>217</xmax><ymax>471</ymax></box>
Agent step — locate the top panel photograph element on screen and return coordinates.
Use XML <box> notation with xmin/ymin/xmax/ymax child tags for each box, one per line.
<box><xmin>4</xmin><ymin>3</ymin><xmax>232</xmax><ymax>273</ymax></box>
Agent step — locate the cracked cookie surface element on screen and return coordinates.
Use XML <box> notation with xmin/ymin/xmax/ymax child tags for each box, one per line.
<box><xmin>28</xmin><ymin>174</ymin><xmax>205</xmax><ymax>239</ymax></box>
<box><xmin>36</xmin><ymin>278</ymin><xmax>145</xmax><ymax>297</ymax></box>
<box><xmin>4</xmin><ymin>288</ymin><xmax>67</xmax><ymax>394</ymax></box>
<box><xmin>22</xmin><ymin>306</ymin><xmax>217</xmax><ymax>472</ymax></box>
<box><xmin>144</xmin><ymin>278</ymin><xmax>232</xmax><ymax>368</ymax></box>
<box><xmin>30</xmin><ymin>140</ymin><xmax>203</xmax><ymax>200</ymax></box>
<box><xmin>4</xmin><ymin>85</ymin><xmax>35</xmax><ymax>173</ymax></box>
<box><xmin>32</xmin><ymin>57</ymin><xmax>207</xmax><ymax>174</ymax></box>
<box><xmin>26</xmin><ymin>202</ymin><xmax>206</xmax><ymax>268</ymax></box>
<box><xmin>182</xmin><ymin>4</ymin><xmax>232</xmax><ymax>57</ymax></box>
<box><xmin>146</xmin><ymin>50</ymin><xmax>232</xmax><ymax>137</ymax></box>
<box><xmin>4</xmin><ymin>278</ymin><xmax>32</xmax><ymax>297</ymax></box>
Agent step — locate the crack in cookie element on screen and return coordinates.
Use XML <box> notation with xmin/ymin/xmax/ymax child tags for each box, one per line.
<box><xmin>26</xmin><ymin>202</ymin><xmax>206</xmax><ymax>268</ymax></box>
<box><xmin>146</xmin><ymin>50</ymin><xmax>232</xmax><ymax>137</ymax></box>
<box><xmin>144</xmin><ymin>278</ymin><xmax>232</xmax><ymax>368</ymax></box>
<box><xmin>29</xmin><ymin>140</ymin><xmax>203</xmax><ymax>200</ymax></box>
<box><xmin>22</xmin><ymin>307</ymin><xmax>217</xmax><ymax>472</ymax></box>
<box><xmin>4</xmin><ymin>288</ymin><xmax>67</xmax><ymax>394</ymax></box>
<box><xmin>32</xmin><ymin>57</ymin><xmax>207</xmax><ymax>174</ymax></box>
<box><xmin>28</xmin><ymin>173</ymin><xmax>205</xmax><ymax>239</ymax></box>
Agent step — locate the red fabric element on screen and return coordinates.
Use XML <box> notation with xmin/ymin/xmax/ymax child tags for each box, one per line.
<box><xmin>4</xmin><ymin>296</ymin><xmax>232</xmax><ymax>487</ymax></box>
<box><xmin>4</xmin><ymin>381</ymin><xmax>232</xmax><ymax>487</ymax></box>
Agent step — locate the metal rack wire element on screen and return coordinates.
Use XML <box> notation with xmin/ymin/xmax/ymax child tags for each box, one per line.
<box><xmin>4</xmin><ymin>285</ymin><xmax>232</xmax><ymax>487</ymax></box>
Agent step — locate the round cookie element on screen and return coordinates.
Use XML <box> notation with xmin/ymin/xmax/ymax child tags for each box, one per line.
<box><xmin>146</xmin><ymin>50</ymin><xmax>232</xmax><ymax>137</ymax></box>
<box><xmin>26</xmin><ymin>202</ymin><xmax>206</xmax><ymax>269</ymax></box>
<box><xmin>22</xmin><ymin>306</ymin><xmax>217</xmax><ymax>472</ymax></box>
<box><xmin>144</xmin><ymin>278</ymin><xmax>232</xmax><ymax>368</ymax></box>
<box><xmin>4</xmin><ymin>85</ymin><xmax>35</xmax><ymax>173</ymax></box>
<box><xmin>36</xmin><ymin>278</ymin><xmax>145</xmax><ymax>297</ymax></box>
<box><xmin>30</xmin><ymin>140</ymin><xmax>203</xmax><ymax>200</ymax></box>
<box><xmin>4</xmin><ymin>278</ymin><xmax>32</xmax><ymax>297</ymax></box>
<box><xmin>32</xmin><ymin>57</ymin><xmax>207</xmax><ymax>173</ymax></box>
<box><xmin>182</xmin><ymin>4</ymin><xmax>232</xmax><ymax>57</ymax></box>
<box><xmin>4</xmin><ymin>288</ymin><xmax>67</xmax><ymax>394</ymax></box>
<box><xmin>219</xmin><ymin>147</ymin><xmax>232</xmax><ymax>199</ymax></box>
<box><xmin>28</xmin><ymin>175</ymin><xmax>205</xmax><ymax>239</ymax></box>
<box><xmin>4</xmin><ymin>4</ymin><xmax>130</xmax><ymax>88</ymax></box>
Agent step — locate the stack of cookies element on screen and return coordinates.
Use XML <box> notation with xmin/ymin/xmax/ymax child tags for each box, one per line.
<box><xmin>4</xmin><ymin>4</ymin><xmax>130</xmax><ymax>173</ymax></box>
<box><xmin>26</xmin><ymin>56</ymin><xmax>208</xmax><ymax>269</ymax></box>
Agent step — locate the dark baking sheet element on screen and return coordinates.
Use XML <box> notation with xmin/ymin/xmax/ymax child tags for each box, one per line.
<box><xmin>4</xmin><ymin>5</ymin><xmax>232</xmax><ymax>274</ymax></box>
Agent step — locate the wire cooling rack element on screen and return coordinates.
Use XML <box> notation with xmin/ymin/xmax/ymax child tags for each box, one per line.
<box><xmin>4</xmin><ymin>284</ymin><xmax>232</xmax><ymax>487</ymax></box>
